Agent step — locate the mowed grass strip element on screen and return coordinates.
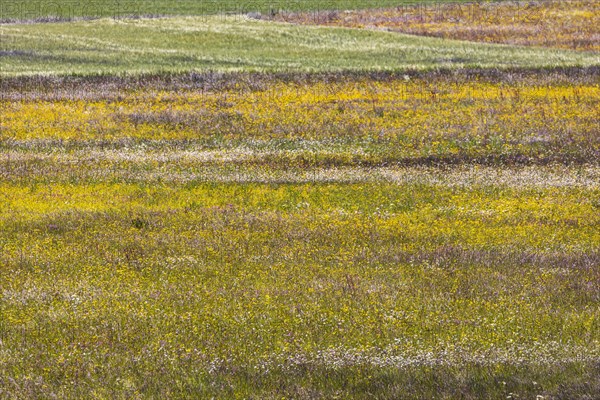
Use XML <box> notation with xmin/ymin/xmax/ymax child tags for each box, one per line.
<box><xmin>1</xmin><ymin>16</ymin><xmax>599</xmax><ymax>76</ymax></box>
<box><xmin>274</xmin><ymin>0</ymin><xmax>600</xmax><ymax>52</ymax></box>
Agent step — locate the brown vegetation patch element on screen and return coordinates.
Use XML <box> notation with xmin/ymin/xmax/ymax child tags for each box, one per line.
<box><xmin>272</xmin><ymin>0</ymin><xmax>600</xmax><ymax>51</ymax></box>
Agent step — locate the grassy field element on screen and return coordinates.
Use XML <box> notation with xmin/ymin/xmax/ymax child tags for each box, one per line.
<box><xmin>2</xmin><ymin>16</ymin><xmax>598</xmax><ymax>77</ymax></box>
<box><xmin>1</xmin><ymin>71</ymin><xmax>599</xmax><ymax>398</ymax></box>
<box><xmin>1</xmin><ymin>1</ymin><xmax>599</xmax><ymax>398</ymax></box>
<box><xmin>0</xmin><ymin>0</ymin><xmax>500</xmax><ymax>21</ymax></box>
<box><xmin>1</xmin><ymin>175</ymin><xmax>599</xmax><ymax>398</ymax></box>
<box><xmin>2</xmin><ymin>70</ymin><xmax>599</xmax><ymax>164</ymax></box>
<box><xmin>275</xmin><ymin>0</ymin><xmax>600</xmax><ymax>51</ymax></box>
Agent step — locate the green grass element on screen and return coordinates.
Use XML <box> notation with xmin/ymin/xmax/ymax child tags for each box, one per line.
<box><xmin>1</xmin><ymin>16</ymin><xmax>598</xmax><ymax>77</ymax></box>
<box><xmin>0</xmin><ymin>0</ymin><xmax>504</xmax><ymax>20</ymax></box>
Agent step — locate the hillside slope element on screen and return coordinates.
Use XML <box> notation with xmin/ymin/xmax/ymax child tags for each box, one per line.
<box><xmin>1</xmin><ymin>16</ymin><xmax>598</xmax><ymax>76</ymax></box>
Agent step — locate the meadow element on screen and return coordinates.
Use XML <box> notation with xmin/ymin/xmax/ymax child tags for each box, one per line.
<box><xmin>276</xmin><ymin>0</ymin><xmax>600</xmax><ymax>51</ymax></box>
<box><xmin>1</xmin><ymin>173</ymin><xmax>599</xmax><ymax>398</ymax></box>
<box><xmin>1</xmin><ymin>1</ymin><xmax>599</xmax><ymax>399</ymax></box>
<box><xmin>2</xmin><ymin>70</ymin><xmax>599</xmax><ymax>166</ymax></box>
<box><xmin>2</xmin><ymin>70</ymin><xmax>599</xmax><ymax>399</ymax></box>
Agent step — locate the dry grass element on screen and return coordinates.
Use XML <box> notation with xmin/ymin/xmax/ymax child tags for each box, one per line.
<box><xmin>273</xmin><ymin>0</ymin><xmax>600</xmax><ymax>51</ymax></box>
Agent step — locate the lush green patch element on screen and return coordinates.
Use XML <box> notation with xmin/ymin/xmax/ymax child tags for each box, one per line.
<box><xmin>1</xmin><ymin>16</ymin><xmax>598</xmax><ymax>77</ymax></box>
<box><xmin>0</xmin><ymin>0</ymin><xmax>502</xmax><ymax>21</ymax></box>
